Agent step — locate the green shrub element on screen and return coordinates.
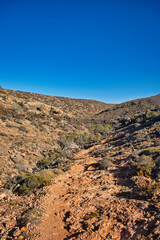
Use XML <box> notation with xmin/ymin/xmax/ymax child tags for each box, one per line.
<box><xmin>137</xmin><ymin>182</ymin><xmax>160</xmax><ymax>200</ymax></box>
<box><xmin>61</xmin><ymin>131</ymin><xmax>100</xmax><ymax>149</ymax></box>
<box><xmin>5</xmin><ymin>169</ymin><xmax>60</xmax><ymax>195</ymax></box>
<box><xmin>90</xmin><ymin>124</ymin><xmax>113</xmax><ymax>135</ymax></box>
<box><xmin>37</xmin><ymin>158</ymin><xmax>52</xmax><ymax>169</ymax></box>
<box><xmin>14</xmin><ymin>174</ymin><xmax>51</xmax><ymax>195</ymax></box>
<box><xmin>145</xmin><ymin>109</ymin><xmax>159</xmax><ymax>119</ymax></box>
<box><xmin>84</xmin><ymin>211</ymin><xmax>101</xmax><ymax>220</ymax></box>
<box><xmin>136</xmin><ymin>155</ymin><xmax>155</xmax><ymax>178</ymax></box>
<box><xmin>135</xmin><ymin>109</ymin><xmax>160</xmax><ymax>123</ymax></box>
<box><xmin>135</xmin><ymin>116</ymin><xmax>144</xmax><ymax>123</ymax></box>
<box><xmin>36</xmin><ymin>169</ymin><xmax>61</xmax><ymax>179</ymax></box>
<box><xmin>37</xmin><ymin>150</ymin><xmax>67</xmax><ymax>170</ymax></box>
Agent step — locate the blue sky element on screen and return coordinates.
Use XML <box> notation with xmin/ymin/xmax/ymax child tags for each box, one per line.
<box><xmin>0</xmin><ymin>0</ymin><xmax>160</xmax><ymax>103</ymax></box>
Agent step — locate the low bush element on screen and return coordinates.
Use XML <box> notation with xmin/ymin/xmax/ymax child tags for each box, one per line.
<box><xmin>90</xmin><ymin>124</ymin><xmax>114</xmax><ymax>136</ymax></box>
<box><xmin>60</xmin><ymin>131</ymin><xmax>102</xmax><ymax>149</ymax></box>
<box><xmin>5</xmin><ymin>169</ymin><xmax>60</xmax><ymax>195</ymax></box>
<box><xmin>14</xmin><ymin>174</ymin><xmax>51</xmax><ymax>195</ymax></box>
<box><xmin>37</xmin><ymin>158</ymin><xmax>52</xmax><ymax>170</ymax></box>
<box><xmin>18</xmin><ymin>208</ymin><xmax>40</xmax><ymax>227</ymax></box>
<box><xmin>98</xmin><ymin>157</ymin><xmax>113</xmax><ymax>170</ymax></box>
<box><xmin>136</xmin><ymin>155</ymin><xmax>155</xmax><ymax>178</ymax></box>
<box><xmin>84</xmin><ymin>211</ymin><xmax>101</xmax><ymax>220</ymax></box>
<box><xmin>137</xmin><ymin>182</ymin><xmax>160</xmax><ymax>200</ymax></box>
<box><xmin>135</xmin><ymin>109</ymin><xmax>160</xmax><ymax>123</ymax></box>
<box><xmin>36</xmin><ymin>150</ymin><xmax>68</xmax><ymax>170</ymax></box>
<box><xmin>145</xmin><ymin>109</ymin><xmax>159</xmax><ymax>119</ymax></box>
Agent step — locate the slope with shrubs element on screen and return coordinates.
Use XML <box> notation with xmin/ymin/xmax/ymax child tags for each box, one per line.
<box><xmin>96</xmin><ymin>94</ymin><xmax>160</xmax><ymax>123</ymax></box>
<box><xmin>0</xmin><ymin>88</ymin><xmax>160</xmax><ymax>239</ymax></box>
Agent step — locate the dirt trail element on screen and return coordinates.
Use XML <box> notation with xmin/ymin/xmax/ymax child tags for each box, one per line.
<box><xmin>30</xmin><ymin>152</ymin><xmax>102</xmax><ymax>240</ymax></box>
<box><xmin>29</xmin><ymin>144</ymin><xmax>119</xmax><ymax>240</ymax></box>
<box><xmin>29</xmin><ymin>143</ymin><xmax>159</xmax><ymax>240</ymax></box>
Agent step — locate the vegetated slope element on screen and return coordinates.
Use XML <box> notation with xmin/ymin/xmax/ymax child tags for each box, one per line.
<box><xmin>1</xmin><ymin>88</ymin><xmax>111</xmax><ymax>119</ymax></box>
<box><xmin>95</xmin><ymin>94</ymin><xmax>160</xmax><ymax>123</ymax></box>
<box><xmin>0</xmin><ymin>88</ymin><xmax>160</xmax><ymax>239</ymax></box>
<box><xmin>30</xmin><ymin>111</ymin><xmax>160</xmax><ymax>240</ymax></box>
<box><xmin>0</xmin><ymin>88</ymin><xmax>111</xmax><ymax>184</ymax></box>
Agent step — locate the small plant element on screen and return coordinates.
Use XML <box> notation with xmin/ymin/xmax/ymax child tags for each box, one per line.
<box><xmin>61</xmin><ymin>131</ymin><xmax>101</xmax><ymax>149</ymax></box>
<box><xmin>135</xmin><ymin>116</ymin><xmax>144</xmax><ymax>123</ymax></box>
<box><xmin>0</xmin><ymin>132</ymin><xmax>8</xmax><ymax>136</ymax></box>
<box><xmin>37</xmin><ymin>149</ymin><xmax>67</xmax><ymax>170</ymax></box>
<box><xmin>18</xmin><ymin>126</ymin><xmax>28</xmax><ymax>133</ymax></box>
<box><xmin>14</xmin><ymin>174</ymin><xmax>51</xmax><ymax>195</ymax></box>
<box><xmin>136</xmin><ymin>155</ymin><xmax>155</xmax><ymax>178</ymax></box>
<box><xmin>84</xmin><ymin>211</ymin><xmax>101</xmax><ymax>220</ymax></box>
<box><xmin>37</xmin><ymin>158</ymin><xmax>52</xmax><ymax>169</ymax></box>
<box><xmin>137</xmin><ymin>182</ymin><xmax>160</xmax><ymax>200</ymax></box>
<box><xmin>5</xmin><ymin>169</ymin><xmax>60</xmax><ymax>195</ymax></box>
<box><xmin>98</xmin><ymin>157</ymin><xmax>113</xmax><ymax>170</ymax></box>
<box><xmin>18</xmin><ymin>208</ymin><xmax>40</xmax><ymax>227</ymax></box>
<box><xmin>145</xmin><ymin>109</ymin><xmax>159</xmax><ymax>119</ymax></box>
<box><xmin>90</xmin><ymin>124</ymin><xmax>113</xmax><ymax>135</ymax></box>
<box><xmin>135</xmin><ymin>109</ymin><xmax>160</xmax><ymax>123</ymax></box>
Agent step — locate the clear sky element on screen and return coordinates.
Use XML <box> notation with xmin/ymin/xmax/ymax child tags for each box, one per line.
<box><xmin>0</xmin><ymin>0</ymin><xmax>160</xmax><ymax>103</ymax></box>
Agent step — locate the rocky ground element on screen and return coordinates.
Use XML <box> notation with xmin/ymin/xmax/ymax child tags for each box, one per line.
<box><xmin>29</xmin><ymin>135</ymin><xmax>160</xmax><ymax>240</ymax></box>
<box><xmin>0</xmin><ymin>89</ymin><xmax>160</xmax><ymax>239</ymax></box>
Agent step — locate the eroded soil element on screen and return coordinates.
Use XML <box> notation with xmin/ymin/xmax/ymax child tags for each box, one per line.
<box><xmin>29</xmin><ymin>146</ymin><xmax>160</xmax><ymax>240</ymax></box>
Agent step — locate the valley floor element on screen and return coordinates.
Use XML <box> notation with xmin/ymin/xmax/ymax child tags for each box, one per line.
<box><xmin>29</xmin><ymin>143</ymin><xmax>160</xmax><ymax>240</ymax></box>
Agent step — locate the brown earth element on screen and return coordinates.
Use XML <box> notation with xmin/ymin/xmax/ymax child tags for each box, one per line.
<box><xmin>28</xmin><ymin>139</ymin><xmax>160</xmax><ymax>240</ymax></box>
<box><xmin>0</xmin><ymin>88</ymin><xmax>160</xmax><ymax>239</ymax></box>
<box><xmin>95</xmin><ymin>94</ymin><xmax>160</xmax><ymax>123</ymax></box>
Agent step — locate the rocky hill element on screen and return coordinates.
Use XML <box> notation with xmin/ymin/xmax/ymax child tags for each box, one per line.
<box><xmin>0</xmin><ymin>88</ymin><xmax>110</xmax><ymax>184</ymax></box>
<box><xmin>0</xmin><ymin>88</ymin><xmax>160</xmax><ymax>240</ymax></box>
<box><xmin>95</xmin><ymin>94</ymin><xmax>160</xmax><ymax>123</ymax></box>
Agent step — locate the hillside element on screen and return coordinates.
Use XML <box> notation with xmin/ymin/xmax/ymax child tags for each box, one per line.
<box><xmin>95</xmin><ymin>94</ymin><xmax>160</xmax><ymax>123</ymax></box>
<box><xmin>0</xmin><ymin>88</ymin><xmax>160</xmax><ymax>240</ymax></box>
<box><xmin>0</xmin><ymin>88</ymin><xmax>110</xmax><ymax>184</ymax></box>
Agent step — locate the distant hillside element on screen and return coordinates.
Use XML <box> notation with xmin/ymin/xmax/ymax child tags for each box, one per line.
<box><xmin>95</xmin><ymin>94</ymin><xmax>160</xmax><ymax>123</ymax></box>
<box><xmin>0</xmin><ymin>88</ymin><xmax>112</xmax><ymax>119</ymax></box>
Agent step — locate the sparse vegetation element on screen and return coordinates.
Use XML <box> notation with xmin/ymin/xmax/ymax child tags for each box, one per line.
<box><xmin>5</xmin><ymin>169</ymin><xmax>60</xmax><ymax>195</ymax></box>
<box><xmin>84</xmin><ymin>211</ymin><xmax>101</xmax><ymax>220</ymax></box>
<box><xmin>37</xmin><ymin>158</ymin><xmax>53</xmax><ymax>170</ymax></box>
<box><xmin>135</xmin><ymin>109</ymin><xmax>160</xmax><ymax>123</ymax></box>
<box><xmin>0</xmin><ymin>88</ymin><xmax>160</xmax><ymax>239</ymax></box>
<box><xmin>137</xmin><ymin>182</ymin><xmax>160</xmax><ymax>200</ymax></box>
<box><xmin>136</xmin><ymin>155</ymin><xmax>155</xmax><ymax>178</ymax></box>
<box><xmin>60</xmin><ymin>131</ymin><xmax>102</xmax><ymax>149</ymax></box>
<box><xmin>98</xmin><ymin>157</ymin><xmax>113</xmax><ymax>170</ymax></box>
<box><xmin>18</xmin><ymin>207</ymin><xmax>40</xmax><ymax>227</ymax></box>
<box><xmin>36</xmin><ymin>150</ymin><xmax>69</xmax><ymax>171</ymax></box>
<box><xmin>90</xmin><ymin>124</ymin><xmax>114</xmax><ymax>135</ymax></box>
